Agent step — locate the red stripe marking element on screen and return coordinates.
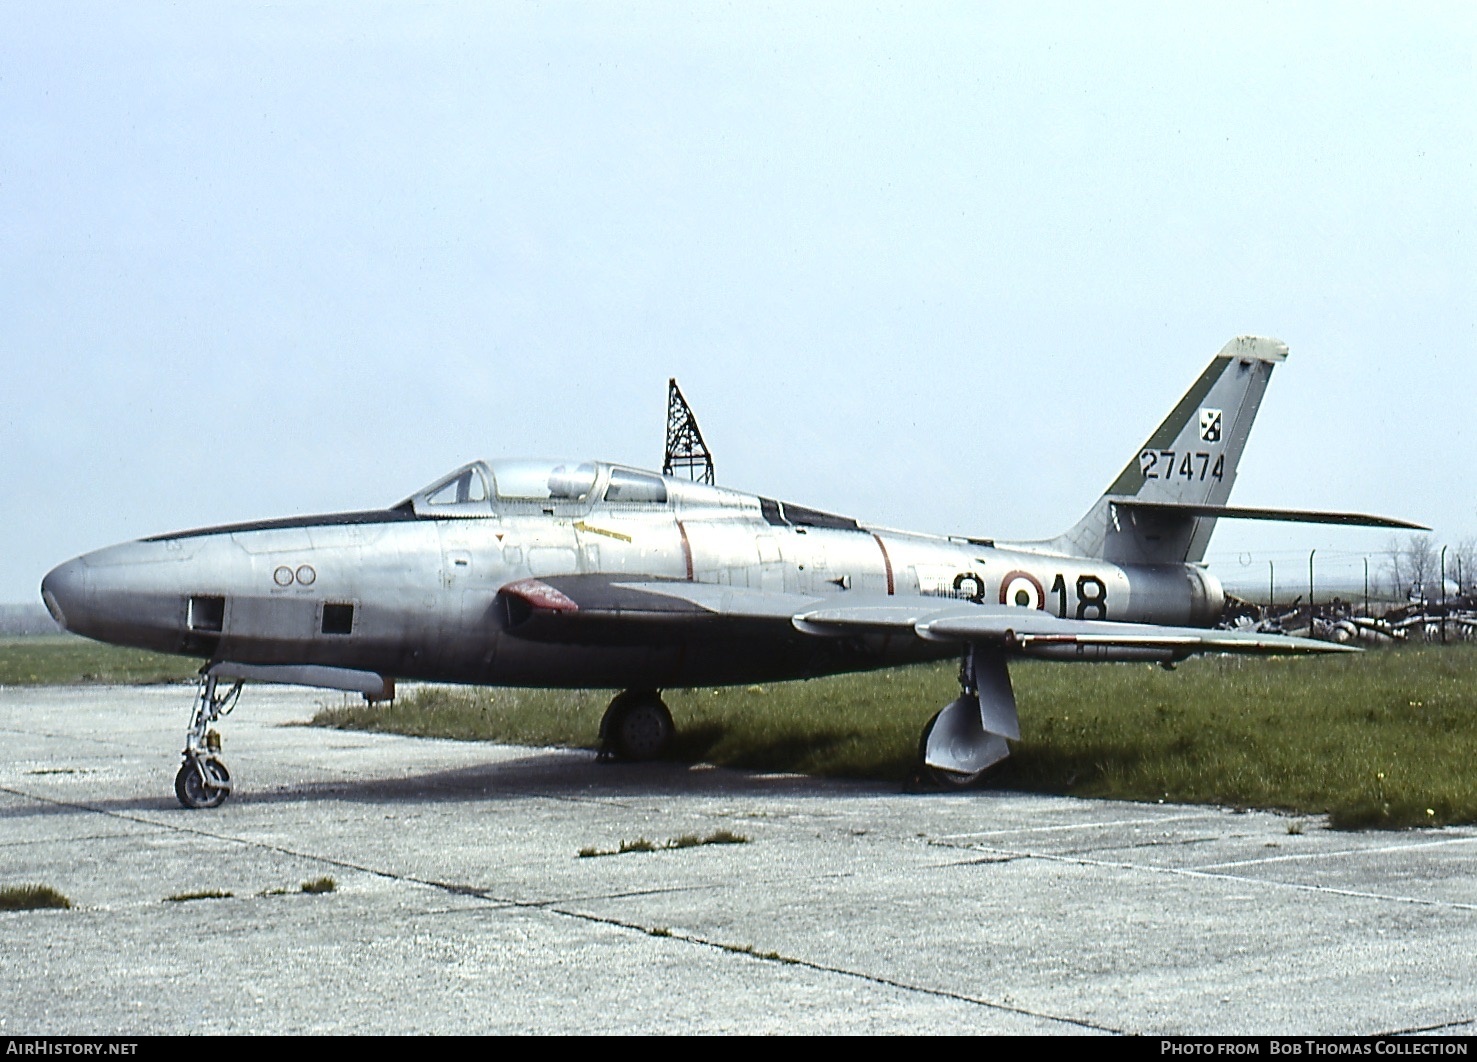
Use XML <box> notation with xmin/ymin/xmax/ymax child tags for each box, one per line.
<box><xmin>677</xmin><ymin>520</ymin><xmax>695</xmax><ymax>581</ymax></box>
<box><xmin>871</xmin><ymin>533</ymin><xmax>895</xmax><ymax>596</ymax></box>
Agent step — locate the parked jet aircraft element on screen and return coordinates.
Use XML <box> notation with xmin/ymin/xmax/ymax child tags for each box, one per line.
<box><xmin>41</xmin><ymin>337</ymin><xmax>1422</xmax><ymax>808</ymax></box>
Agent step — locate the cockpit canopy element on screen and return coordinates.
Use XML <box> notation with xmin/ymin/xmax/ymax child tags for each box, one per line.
<box><xmin>402</xmin><ymin>460</ymin><xmax>669</xmax><ymax>517</ymax></box>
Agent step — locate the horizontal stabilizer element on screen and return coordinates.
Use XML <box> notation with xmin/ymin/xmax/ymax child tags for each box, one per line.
<box><xmin>1113</xmin><ymin>500</ymin><xmax>1427</xmax><ymax>530</ymax></box>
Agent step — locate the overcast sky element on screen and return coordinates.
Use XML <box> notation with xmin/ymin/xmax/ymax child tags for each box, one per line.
<box><xmin>3</xmin><ymin>2</ymin><xmax>1473</xmax><ymax>604</ymax></box>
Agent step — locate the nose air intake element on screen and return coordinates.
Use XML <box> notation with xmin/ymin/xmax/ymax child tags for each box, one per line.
<box><xmin>40</xmin><ymin>558</ymin><xmax>87</xmax><ymax>632</ymax></box>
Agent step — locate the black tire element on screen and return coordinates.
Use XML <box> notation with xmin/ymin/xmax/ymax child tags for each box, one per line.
<box><xmin>175</xmin><ymin>758</ymin><xmax>231</xmax><ymax>809</ymax></box>
<box><xmin>602</xmin><ymin>691</ymin><xmax>675</xmax><ymax>761</ymax></box>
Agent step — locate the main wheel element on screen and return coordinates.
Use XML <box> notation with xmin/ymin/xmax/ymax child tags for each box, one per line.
<box><xmin>917</xmin><ymin>711</ymin><xmax>986</xmax><ymax>789</ymax></box>
<box><xmin>175</xmin><ymin>758</ymin><xmax>231</xmax><ymax>809</ymax></box>
<box><xmin>601</xmin><ymin>691</ymin><xmax>675</xmax><ymax>761</ymax></box>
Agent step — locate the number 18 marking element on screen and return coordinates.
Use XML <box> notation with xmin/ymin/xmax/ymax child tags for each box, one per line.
<box><xmin>1050</xmin><ymin>573</ymin><xmax>1108</xmax><ymax>620</ymax></box>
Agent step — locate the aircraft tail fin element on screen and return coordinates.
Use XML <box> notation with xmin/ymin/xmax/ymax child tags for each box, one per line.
<box><xmin>1035</xmin><ymin>336</ymin><xmax>1287</xmax><ymax>565</ymax></box>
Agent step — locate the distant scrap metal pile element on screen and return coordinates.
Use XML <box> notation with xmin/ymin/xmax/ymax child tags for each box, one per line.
<box><xmin>1222</xmin><ymin>591</ymin><xmax>1477</xmax><ymax>646</ymax></box>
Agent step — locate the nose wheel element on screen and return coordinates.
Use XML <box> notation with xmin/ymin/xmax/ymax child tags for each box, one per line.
<box><xmin>599</xmin><ymin>689</ymin><xmax>675</xmax><ymax>761</ymax></box>
<box><xmin>175</xmin><ymin>672</ymin><xmax>241</xmax><ymax>809</ymax></box>
<box><xmin>175</xmin><ymin>757</ymin><xmax>232</xmax><ymax>809</ymax></box>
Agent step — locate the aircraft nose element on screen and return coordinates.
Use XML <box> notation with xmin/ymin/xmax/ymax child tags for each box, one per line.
<box><xmin>41</xmin><ymin>557</ymin><xmax>88</xmax><ymax>633</ymax></box>
<box><xmin>41</xmin><ymin>540</ymin><xmax>189</xmax><ymax>650</ymax></box>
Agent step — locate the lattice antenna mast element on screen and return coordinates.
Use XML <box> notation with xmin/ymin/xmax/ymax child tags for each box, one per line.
<box><xmin>662</xmin><ymin>378</ymin><xmax>715</xmax><ymax>485</ymax></box>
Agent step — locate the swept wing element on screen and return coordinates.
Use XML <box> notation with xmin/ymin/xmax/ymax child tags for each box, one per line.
<box><xmin>500</xmin><ymin>576</ymin><xmax>1350</xmax><ymax>659</ymax></box>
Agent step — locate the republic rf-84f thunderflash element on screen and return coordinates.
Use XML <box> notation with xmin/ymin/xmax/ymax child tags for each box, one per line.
<box><xmin>42</xmin><ymin>337</ymin><xmax>1422</xmax><ymax>808</ymax></box>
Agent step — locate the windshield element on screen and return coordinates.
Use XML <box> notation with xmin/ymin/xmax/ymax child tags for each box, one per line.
<box><xmin>401</xmin><ymin>461</ymin><xmax>496</xmax><ymax>518</ymax></box>
<box><xmin>423</xmin><ymin>465</ymin><xmax>489</xmax><ymax>506</ymax></box>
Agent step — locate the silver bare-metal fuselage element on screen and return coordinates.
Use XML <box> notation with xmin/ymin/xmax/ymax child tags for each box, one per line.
<box><xmin>44</xmin><ymin>338</ymin><xmax>1418</xmax><ymax>806</ymax></box>
<box><xmin>40</xmin><ymin>459</ymin><xmax>1224</xmax><ymax>690</ymax></box>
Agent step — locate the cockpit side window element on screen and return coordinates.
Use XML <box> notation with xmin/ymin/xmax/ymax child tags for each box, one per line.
<box><xmin>604</xmin><ymin>469</ymin><xmax>668</xmax><ymax>504</ymax></box>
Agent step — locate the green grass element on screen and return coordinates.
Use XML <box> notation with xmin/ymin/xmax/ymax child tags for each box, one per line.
<box><xmin>0</xmin><ymin>884</ymin><xmax>73</xmax><ymax>911</ymax></box>
<box><xmin>579</xmin><ymin>830</ymin><xmax>750</xmax><ymax>858</ymax></box>
<box><xmin>670</xmin><ymin>829</ymin><xmax>748</xmax><ymax>848</ymax></box>
<box><xmin>315</xmin><ymin>646</ymin><xmax>1477</xmax><ymax>829</ymax></box>
<box><xmin>164</xmin><ymin>889</ymin><xmax>233</xmax><ymax>902</ymax></box>
<box><xmin>0</xmin><ymin>635</ymin><xmax>199</xmax><ymax>686</ymax></box>
<box><xmin>997</xmin><ymin>648</ymin><xmax>1477</xmax><ymax>830</ymax></box>
<box><xmin>300</xmin><ymin>876</ymin><xmax>336</xmax><ymax>894</ymax></box>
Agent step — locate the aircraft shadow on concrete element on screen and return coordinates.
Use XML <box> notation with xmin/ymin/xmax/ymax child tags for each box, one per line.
<box><xmin>1</xmin><ymin>741</ymin><xmax>911</xmax><ymax>819</ymax></box>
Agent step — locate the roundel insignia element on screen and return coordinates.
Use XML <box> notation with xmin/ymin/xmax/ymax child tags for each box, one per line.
<box><xmin>952</xmin><ymin>571</ymin><xmax>985</xmax><ymax>602</ymax></box>
<box><xmin>998</xmin><ymin>571</ymin><xmax>1045</xmax><ymax>610</ymax></box>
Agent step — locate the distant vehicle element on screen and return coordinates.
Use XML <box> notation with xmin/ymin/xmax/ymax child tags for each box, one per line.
<box><xmin>41</xmin><ymin>337</ymin><xmax>1422</xmax><ymax>807</ymax></box>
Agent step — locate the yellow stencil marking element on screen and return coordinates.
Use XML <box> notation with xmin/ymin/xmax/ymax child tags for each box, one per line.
<box><xmin>574</xmin><ymin>521</ymin><xmax>633</xmax><ymax>543</ymax></box>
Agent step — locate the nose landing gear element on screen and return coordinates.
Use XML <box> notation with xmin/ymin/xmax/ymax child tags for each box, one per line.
<box><xmin>175</xmin><ymin>672</ymin><xmax>241</xmax><ymax>809</ymax></box>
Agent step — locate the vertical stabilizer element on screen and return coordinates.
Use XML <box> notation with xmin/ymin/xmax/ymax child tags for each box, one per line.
<box><xmin>1036</xmin><ymin>336</ymin><xmax>1287</xmax><ymax>564</ymax></box>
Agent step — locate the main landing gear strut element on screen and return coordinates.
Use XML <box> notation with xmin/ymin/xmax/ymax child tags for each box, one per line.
<box><xmin>174</xmin><ymin>671</ymin><xmax>241</xmax><ymax>809</ymax></box>
<box><xmin>918</xmin><ymin>645</ymin><xmax>1020</xmax><ymax>788</ymax></box>
<box><xmin>599</xmin><ymin>689</ymin><xmax>675</xmax><ymax>762</ymax></box>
